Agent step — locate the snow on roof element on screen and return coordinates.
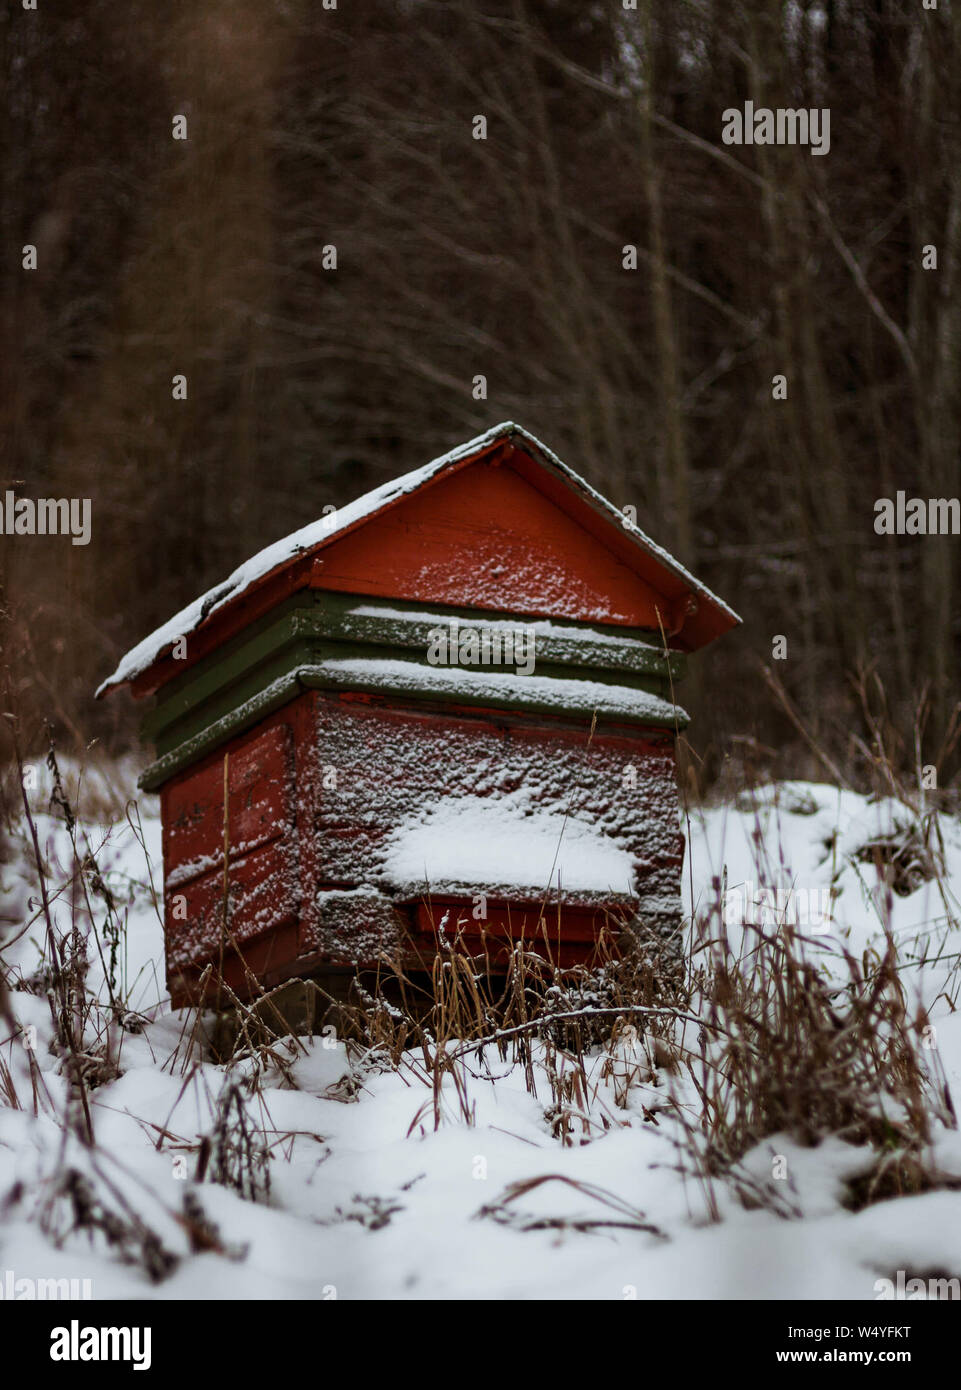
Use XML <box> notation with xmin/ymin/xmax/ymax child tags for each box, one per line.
<box><xmin>98</xmin><ymin>421</ymin><xmax>739</xmax><ymax>697</ymax></box>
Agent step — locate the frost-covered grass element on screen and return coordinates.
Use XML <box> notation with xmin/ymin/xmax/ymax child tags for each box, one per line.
<box><xmin>2</xmin><ymin>759</ymin><xmax>961</xmax><ymax>1300</ymax></box>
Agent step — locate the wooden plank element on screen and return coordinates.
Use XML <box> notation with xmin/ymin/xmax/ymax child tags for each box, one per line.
<box><xmin>406</xmin><ymin>899</ymin><xmax>634</xmax><ymax>972</ymax></box>
<box><xmin>141</xmin><ymin>598</ymin><xmax>311</xmax><ymax>741</ymax></box>
<box><xmin>411</xmin><ymin>900</ymin><xmax>619</xmax><ymax>944</ymax></box>
<box><xmin>163</xmin><ymin>723</ymin><xmax>291</xmax><ymax>870</ymax></box>
<box><xmin>142</xmin><ymin>592</ymin><xmax>683</xmax><ymax>746</ymax></box>
<box><xmin>161</xmin><ymin>717</ymin><xmax>298</xmax><ymax>979</ymax></box>
<box><xmin>169</xmin><ymin>920</ymin><xmax>302</xmax><ymax>1008</ymax></box>
<box><xmin>165</xmin><ymin>839</ymin><xmax>297</xmax><ymax>970</ymax></box>
<box><xmin>140</xmin><ymin>650</ymin><xmax>685</xmax><ymax>790</ymax></box>
<box><xmin>147</xmin><ymin>638</ymin><xmax>318</xmax><ymax>756</ymax></box>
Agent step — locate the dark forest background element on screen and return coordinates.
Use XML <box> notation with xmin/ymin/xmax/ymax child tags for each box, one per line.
<box><xmin>2</xmin><ymin>0</ymin><xmax>960</xmax><ymax>792</ymax></box>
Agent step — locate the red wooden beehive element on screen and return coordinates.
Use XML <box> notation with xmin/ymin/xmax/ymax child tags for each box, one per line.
<box><xmin>98</xmin><ymin>423</ymin><xmax>738</xmax><ymax>1007</ymax></box>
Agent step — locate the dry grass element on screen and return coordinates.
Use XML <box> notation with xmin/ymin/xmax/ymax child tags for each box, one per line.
<box><xmin>3</xmin><ymin>685</ymin><xmax>961</xmax><ymax>1281</ymax></box>
<box><xmin>313</xmin><ymin>916</ymin><xmax>687</xmax><ymax>1134</ymax></box>
<box><xmin>680</xmin><ymin>909</ymin><xmax>957</xmax><ymax>1213</ymax></box>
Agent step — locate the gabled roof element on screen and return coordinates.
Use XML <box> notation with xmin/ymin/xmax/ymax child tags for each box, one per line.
<box><xmin>98</xmin><ymin>421</ymin><xmax>739</xmax><ymax>698</ymax></box>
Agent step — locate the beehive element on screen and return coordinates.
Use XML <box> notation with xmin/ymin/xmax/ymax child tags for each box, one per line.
<box><xmin>98</xmin><ymin>423</ymin><xmax>739</xmax><ymax>1006</ymax></box>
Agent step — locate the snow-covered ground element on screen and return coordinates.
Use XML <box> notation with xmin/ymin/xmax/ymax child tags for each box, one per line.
<box><xmin>2</xmin><ymin>768</ymin><xmax>961</xmax><ymax>1300</ymax></box>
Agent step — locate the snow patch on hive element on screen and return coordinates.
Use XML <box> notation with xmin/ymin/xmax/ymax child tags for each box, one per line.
<box><xmin>381</xmin><ymin>789</ymin><xmax>638</xmax><ymax>897</ymax></box>
<box><xmin>311</xmin><ymin>697</ymin><xmax>685</xmax><ymax>911</ymax></box>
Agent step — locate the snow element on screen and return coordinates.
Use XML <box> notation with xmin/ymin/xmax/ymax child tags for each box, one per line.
<box><xmin>318</xmin><ymin>656</ymin><xmax>685</xmax><ymax>726</ymax></box>
<box><xmin>684</xmin><ymin>780</ymin><xmax>961</xmax><ymax>963</ymax></box>
<box><xmin>3</xmin><ymin>765</ymin><xmax>961</xmax><ymax>1300</ymax></box>
<box><xmin>307</xmin><ymin>696</ymin><xmax>684</xmax><ymax>913</ymax></box>
<box><xmin>97</xmin><ymin>422</ymin><xmax>739</xmax><ymax>697</ymax></box>
<box><xmin>381</xmin><ymin>789</ymin><xmax>638</xmax><ymax>896</ymax></box>
<box><xmin>348</xmin><ymin>603</ymin><xmax>671</xmax><ymax>656</ymax></box>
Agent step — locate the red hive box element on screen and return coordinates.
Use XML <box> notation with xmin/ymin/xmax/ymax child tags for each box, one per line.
<box><xmin>98</xmin><ymin>423</ymin><xmax>739</xmax><ymax>1007</ymax></box>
